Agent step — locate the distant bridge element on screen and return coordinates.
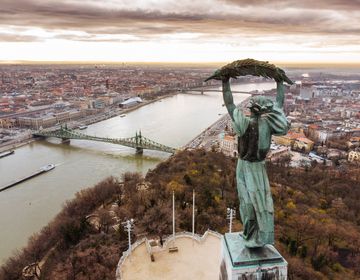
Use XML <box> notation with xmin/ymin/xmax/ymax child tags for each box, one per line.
<box><xmin>33</xmin><ymin>126</ymin><xmax>176</xmax><ymax>154</ymax></box>
<box><xmin>189</xmin><ymin>89</ymin><xmax>250</xmax><ymax>94</ymax></box>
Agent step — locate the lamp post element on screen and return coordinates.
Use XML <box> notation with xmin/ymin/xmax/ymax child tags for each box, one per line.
<box><xmin>226</xmin><ymin>208</ymin><xmax>236</xmax><ymax>233</ymax></box>
<box><xmin>192</xmin><ymin>189</ymin><xmax>195</xmax><ymax>236</ymax></box>
<box><xmin>122</xmin><ymin>218</ymin><xmax>135</xmax><ymax>254</ymax></box>
<box><xmin>172</xmin><ymin>191</ymin><xmax>175</xmax><ymax>240</ymax></box>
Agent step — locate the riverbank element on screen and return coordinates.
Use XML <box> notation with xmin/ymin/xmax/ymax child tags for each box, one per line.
<box><xmin>0</xmin><ymin>93</ymin><xmax>175</xmax><ymax>154</ymax></box>
<box><xmin>80</xmin><ymin>94</ymin><xmax>175</xmax><ymax>127</ymax></box>
<box><xmin>0</xmin><ymin>138</ymin><xmax>35</xmax><ymax>154</ymax></box>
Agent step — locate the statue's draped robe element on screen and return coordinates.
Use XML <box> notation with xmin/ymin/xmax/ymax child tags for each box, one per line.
<box><xmin>232</xmin><ymin>103</ymin><xmax>289</xmax><ymax>247</ymax></box>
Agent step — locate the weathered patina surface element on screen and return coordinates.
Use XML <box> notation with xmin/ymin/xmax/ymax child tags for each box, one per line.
<box><xmin>206</xmin><ymin>59</ymin><xmax>292</xmax><ymax>248</ymax></box>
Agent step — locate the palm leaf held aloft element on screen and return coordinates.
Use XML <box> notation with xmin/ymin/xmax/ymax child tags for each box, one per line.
<box><xmin>205</xmin><ymin>58</ymin><xmax>293</xmax><ymax>84</ymax></box>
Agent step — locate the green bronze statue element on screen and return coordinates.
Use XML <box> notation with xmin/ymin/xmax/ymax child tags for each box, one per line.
<box><xmin>206</xmin><ymin>59</ymin><xmax>293</xmax><ymax>248</ymax></box>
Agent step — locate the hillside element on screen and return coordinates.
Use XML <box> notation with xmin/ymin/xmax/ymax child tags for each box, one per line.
<box><xmin>1</xmin><ymin>149</ymin><xmax>359</xmax><ymax>280</ymax></box>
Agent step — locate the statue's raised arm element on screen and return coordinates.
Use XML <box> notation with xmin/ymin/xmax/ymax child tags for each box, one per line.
<box><xmin>221</xmin><ymin>78</ymin><xmax>251</xmax><ymax>137</ymax></box>
<box><xmin>222</xmin><ymin>78</ymin><xmax>236</xmax><ymax>121</ymax></box>
<box><xmin>276</xmin><ymin>81</ymin><xmax>285</xmax><ymax>109</ymax></box>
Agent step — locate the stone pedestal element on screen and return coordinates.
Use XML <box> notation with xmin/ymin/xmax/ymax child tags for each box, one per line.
<box><xmin>219</xmin><ymin>232</ymin><xmax>287</xmax><ymax>280</ymax></box>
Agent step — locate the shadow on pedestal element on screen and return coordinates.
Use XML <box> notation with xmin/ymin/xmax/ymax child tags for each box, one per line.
<box><xmin>220</xmin><ymin>232</ymin><xmax>287</xmax><ymax>280</ymax></box>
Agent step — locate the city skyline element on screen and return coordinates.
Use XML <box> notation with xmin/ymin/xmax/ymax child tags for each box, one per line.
<box><xmin>0</xmin><ymin>0</ymin><xmax>360</xmax><ymax>64</ymax></box>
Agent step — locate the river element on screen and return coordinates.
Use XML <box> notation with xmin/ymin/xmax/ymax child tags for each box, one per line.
<box><xmin>0</xmin><ymin>82</ymin><xmax>275</xmax><ymax>263</ymax></box>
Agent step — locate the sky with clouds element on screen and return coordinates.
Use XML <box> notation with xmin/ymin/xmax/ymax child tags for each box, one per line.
<box><xmin>0</xmin><ymin>0</ymin><xmax>359</xmax><ymax>63</ymax></box>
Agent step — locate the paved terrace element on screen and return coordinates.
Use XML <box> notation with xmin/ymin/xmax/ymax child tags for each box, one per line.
<box><xmin>118</xmin><ymin>232</ymin><xmax>222</xmax><ymax>280</ymax></box>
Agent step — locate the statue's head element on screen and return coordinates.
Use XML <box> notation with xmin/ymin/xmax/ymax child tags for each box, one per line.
<box><xmin>248</xmin><ymin>96</ymin><xmax>274</xmax><ymax>116</ymax></box>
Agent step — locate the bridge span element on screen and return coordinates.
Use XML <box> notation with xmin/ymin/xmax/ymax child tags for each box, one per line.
<box><xmin>33</xmin><ymin>126</ymin><xmax>176</xmax><ymax>154</ymax></box>
<box><xmin>189</xmin><ymin>89</ymin><xmax>250</xmax><ymax>94</ymax></box>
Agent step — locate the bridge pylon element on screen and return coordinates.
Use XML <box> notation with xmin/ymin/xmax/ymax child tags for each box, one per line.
<box><xmin>135</xmin><ymin>130</ymin><xmax>144</xmax><ymax>154</ymax></box>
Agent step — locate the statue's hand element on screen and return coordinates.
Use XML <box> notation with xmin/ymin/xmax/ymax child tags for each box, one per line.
<box><xmin>205</xmin><ymin>69</ymin><xmax>232</xmax><ymax>82</ymax></box>
<box><xmin>221</xmin><ymin>75</ymin><xmax>230</xmax><ymax>82</ymax></box>
<box><xmin>205</xmin><ymin>69</ymin><xmax>228</xmax><ymax>82</ymax></box>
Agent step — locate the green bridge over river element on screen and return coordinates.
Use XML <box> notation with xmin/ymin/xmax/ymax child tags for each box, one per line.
<box><xmin>33</xmin><ymin>126</ymin><xmax>176</xmax><ymax>154</ymax></box>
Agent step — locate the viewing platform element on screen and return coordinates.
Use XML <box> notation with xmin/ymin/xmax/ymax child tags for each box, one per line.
<box><xmin>116</xmin><ymin>231</ymin><xmax>222</xmax><ymax>280</ymax></box>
